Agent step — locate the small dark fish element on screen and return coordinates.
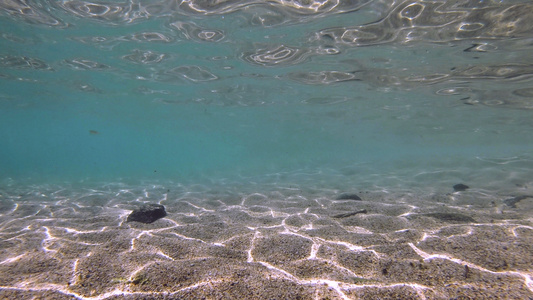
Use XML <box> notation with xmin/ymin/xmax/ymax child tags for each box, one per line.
<box><xmin>463</xmin><ymin>44</ymin><xmax>486</xmax><ymax>52</ymax></box>
<box><xmin>504</xmin><ymin>195</ymin><xmax>533</xmax><ymax>208</ymax></box>
<box><xmin>332</xmin><ymin>209</ymin><xmax>367</xmax><ymax>218</ymax></box>
<box><xmin>89</xmin><ymin>130</ymin><xmax>99</xmax><ymax>135</ymax></box>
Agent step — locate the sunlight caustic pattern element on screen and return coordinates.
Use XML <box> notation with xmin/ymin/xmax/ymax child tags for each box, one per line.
<box><xmin>1</xmin><ymin>182</ymin><xmax>532</xmax><ymax>299</ymax></box>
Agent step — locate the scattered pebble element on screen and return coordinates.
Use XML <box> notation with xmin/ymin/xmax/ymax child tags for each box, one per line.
<box><xmin>127</xmin><ymin>203</ymin><xmax>167</xmax><ymax>223</ymax></box>
<box><xmin>453</xmin><ymin>184</ymin><xmax>469</xmax><ymax>192</ymax></box>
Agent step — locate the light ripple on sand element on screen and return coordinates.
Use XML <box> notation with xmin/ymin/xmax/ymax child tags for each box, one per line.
<box><xmin>0</xmin><ymin>183</ymin><xmax>532</xmax><ymax>299</ymax></box>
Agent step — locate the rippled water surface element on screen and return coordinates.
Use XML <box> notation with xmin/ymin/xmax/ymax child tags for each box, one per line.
<box><xmin>1</xmin><ymin>1</ymin><xmax>533</xmax><ymax>299</ymax></box>
<box><xmin>1</xmin><ymin>0</ymin><xmax>533</xmax><ymax>185</ymax></box>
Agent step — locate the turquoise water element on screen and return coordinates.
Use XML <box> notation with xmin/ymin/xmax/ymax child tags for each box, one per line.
<box><xmin>2</xmin><ymin>1</ymin><xmax>533</xmax><ymax>189</ymax></box>
<box><xmin>2</xmin><ymin>2</ymin><xmax>533</xmax><ymax>299</ymax></box>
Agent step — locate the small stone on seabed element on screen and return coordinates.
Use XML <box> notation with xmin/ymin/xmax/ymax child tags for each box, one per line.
<box><xmin>336</xmin><ymin>193</ymin><xmax>362</xmax><ymax>200</ymax></box>
<box><xmin>453</xmin><ymin>184</ymin><xmax>469</xmax><ymax>192</ymax></box>
<box><xmin>127</xmin><ymin>204</ymin><xmax>167</xmax><ymax>223</ymax></box>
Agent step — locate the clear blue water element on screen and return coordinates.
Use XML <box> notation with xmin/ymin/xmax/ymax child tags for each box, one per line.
<box><xmin>1</xmin><ymin>1</ymin><xmax>533</xmax><ymax>189</ymax></box>
<box><xmin>2</xmin><ymin>2</ymin><xmax>533</xmax><ymax>299</ymax></box>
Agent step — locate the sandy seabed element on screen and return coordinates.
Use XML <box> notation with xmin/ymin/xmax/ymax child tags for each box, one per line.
<box><xmin>1</xmin><ymin>185</ymin><xmax>532</xmax><ymax>300</ymax></box>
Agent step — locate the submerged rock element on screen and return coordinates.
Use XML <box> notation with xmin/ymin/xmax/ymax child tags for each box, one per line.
<box><xmin>336</xmin><ymin>193</ymin><xmax>362</xmax><ymax>200</ymax></box>
<box><xmin>127</xmin><ymin>204</ymin><xmax>167</xmax><ymax>223</ymax></box>
<box><xmin>453</xmin><ymin>184</ymin><xmax>469</xmax><ymax>192</ymax></box>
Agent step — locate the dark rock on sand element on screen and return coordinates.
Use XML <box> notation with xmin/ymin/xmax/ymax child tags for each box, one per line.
<box><xmin>127</xmin><ymin>204</ymin><xmax>167</xmax><ymax>223</ymax></box>
<box><xmin>424</xmin><ymin>213</ymin><xmax>475</xmax><ymax>223</ymax></box>
<box><xmin>503</xmin><ymin>195</ymin><xmax>533</xmax><ymax>208</ymax></box>
<box><xmin>336</xmin><ymin>193</ymin><xmax>362</xmax><ymax>201</ymax></box>
<box><xmin>453</xmin><ymin>184</ymin><xmax>469</xmax><ymax>192</ymax></box>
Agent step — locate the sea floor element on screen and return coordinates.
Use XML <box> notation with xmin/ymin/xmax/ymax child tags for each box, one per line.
<box><xmin>1</xmin><ymin>182</ymin><xmax>532</xmax><ymax>299</ymax></box>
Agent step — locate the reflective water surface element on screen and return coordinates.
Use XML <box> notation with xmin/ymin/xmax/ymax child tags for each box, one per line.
<box><xmin>1</xmin><ymin>1</ymin><xmax>533</xmax><ymax>299</ymax></box>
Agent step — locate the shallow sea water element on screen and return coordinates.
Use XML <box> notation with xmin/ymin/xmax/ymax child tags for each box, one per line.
<box><xmin>1</xmin><ymin>1</ymin><xmax>533</xmax><ymax>299</ymax></box>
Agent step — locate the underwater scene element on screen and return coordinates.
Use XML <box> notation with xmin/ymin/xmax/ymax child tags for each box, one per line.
<box><xmin>1</xmin><ymin>0</ymin><xmax>533</xmax><ymax>299</ymax></box>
